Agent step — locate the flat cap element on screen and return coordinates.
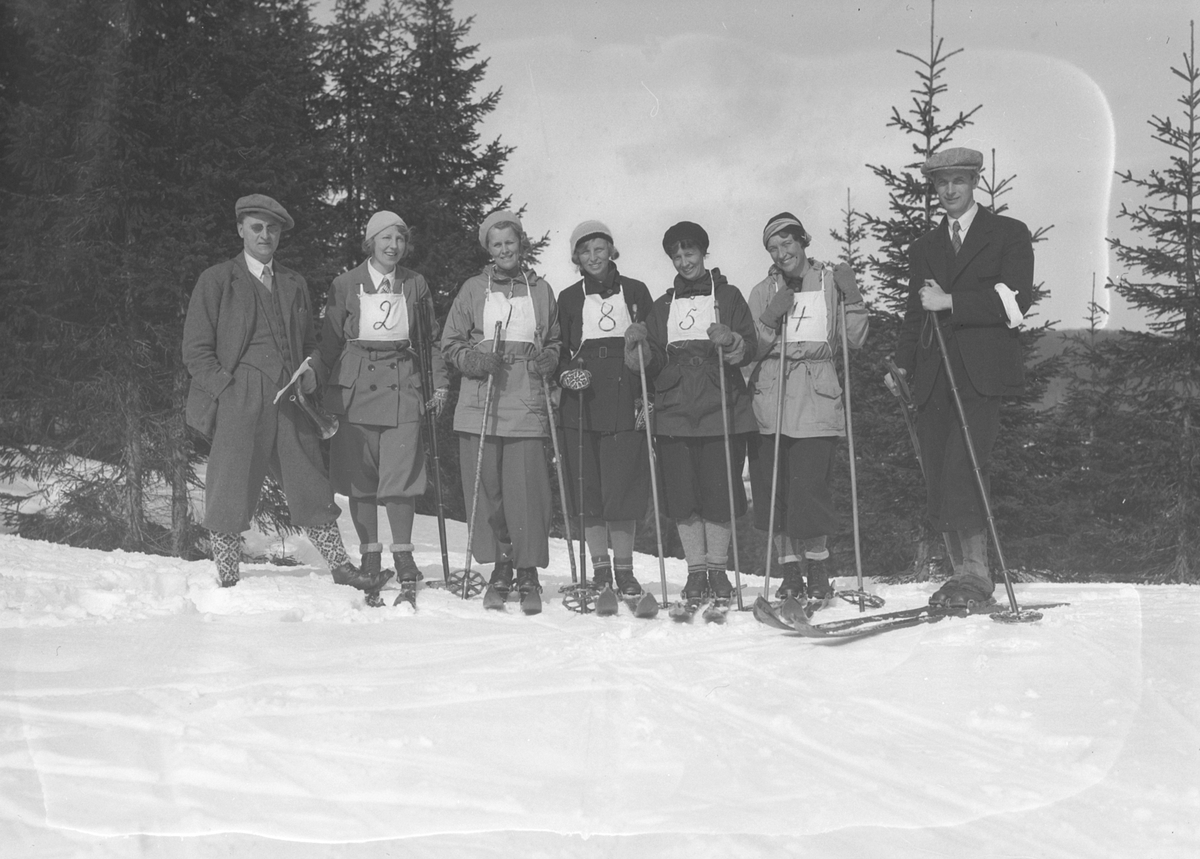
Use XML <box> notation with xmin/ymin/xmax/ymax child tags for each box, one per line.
<box><xmin>235</xmin><ymin>194</ymin><xmax>294</xmax><ymax>231</ymax></box>
<box><xmin>479</xmin><ymin>210</ymin><xmax>523</xmax><ymax>250</ymax></box>
<box><xmin>569</xmin><ymin>220</ymin><xmax>614</xmax><ymax>253</ymax></box>
<box><xmin>364</xmin><ymin>210</ymin><xmax>407</xmax><ymax>243</ymax></box>
<box><xmin>921</xmin><ymin>147</ymin><xmax>984</xmax><ymax>177</ymax></box>
<box><xmin>662</xmin><ymin>221</ymin><xmax>709</xmax><ymax>255</ymax></box>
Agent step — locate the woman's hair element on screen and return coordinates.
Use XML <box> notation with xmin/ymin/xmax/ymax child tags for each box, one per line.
<box><xmin>571</xmin><ymin>237</ymin><xmax>620</xmax><ymax>269</ymax></box>
<box><xmin>485</xmin><ymin>220</ymin><xmax>533</xmax><ymax>258</ymax></box>
<box><xmin>362</xmin><ymin>224</ymin><xmax>414</xmax><ymax>257</ymax></box>
<box><xmin>663</xmin><ymin>237</ymin><xmax>706</xmax><ymax>257</ymax></box>
<box><xmin>771</xmin><ymin>224</ymin><xmax>809</xmax><ymax>248</ymax></box>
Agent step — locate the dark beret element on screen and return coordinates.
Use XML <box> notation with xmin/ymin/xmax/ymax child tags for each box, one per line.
<box><xmin>661</xmin><ymin>221</ymin><xmax>709</xmax><ymax>255</ymax></box>
<box><xmin>235</xmin><ymin>194</ymin><xmax>295</xmax><ymax>231</ymax></box>
<box><xmin>921</xmin><ymin>147</ymin><xmax>984</xmax><ymax>177</ymax></box>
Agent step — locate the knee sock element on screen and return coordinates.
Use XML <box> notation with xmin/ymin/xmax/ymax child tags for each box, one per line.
<box><xmin>675</xmin><ymin>515</ymin><xmax>707</xmax><ymax>567</ymax></box>
<box><xmin>384</xmin><ymin>499</ymin><xmax>416</xmax><ymax>546</ymax></box>
<box><xmin>803</xmin><ymin>535</ymin><xmax>829</xmax><ymax>561</ymax></box>
<box><xmin>348</xmin><ymin>498</ymin><xmax>378</xmax><ymax>546</ymax></box>
<box><xmin>305</xmin><ymin>521</ymin><xmax>351</xmax><ymax>569</ymax></box>
<box><xmin>209</xmin><ymin>530</ymin><xmax>241</xmax><ymax>585</ymax></box>
<box><xmin>583</xmin><ymin>517</ymin><xmax>609</xmax><ymax>558</ymax></box>
<box><xmin>704</xmin><ymin>519</ymin><xmax>731</xmax><ymax>570</ymax></box>
<box><xmin>608</xmin><ymin>519</ymin><xmax>636</xmax><ymax>567</ymax></box>
<box><xmin>773</xmin><ymin>533</ymin><xmax>801</xmax><ymax>565</ymax></box>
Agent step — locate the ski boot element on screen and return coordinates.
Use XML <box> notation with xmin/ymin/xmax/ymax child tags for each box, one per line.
<box><xmin>591</xmin><ymin>560</ymin><xmax>614</xmax><ymax>591</ymax></box>
<box><xmin>946</xmin><ymin>576</ymin><xmax>996</xmax><ymax>613</ymax></box>
<box><xmin>343</xmin><ymin>547</ymin><xmax>394</xmax><ymax>606</ymax></box>
<box><xmin>483</xmin><ymin>559</ymin><xmax>514</xmax><ymax>610</ymax></box>
<box><xmin>391</xmin><ymin>548</ymin><xmax>421</xmax><ymax>608</ymax></box>
<box><xmin>516</xmin><ymin>567</ymin><xmax>543</xmax><ymax>615</ymax></box>
<box><xmin>703</xmin><ymin>567</ymin><xmax>734</xmax><ymax>623</ymax></box>
<box><xmin>614</xmin><ymin>564</ymin><xmax>643</xmax><ymax>597</ymax></box>
<box><xmin>591</xmin><ymin>559</ymin><xmax>620</xmax><ymax>616</ymax></box>
<box><xmin>671</xmin><ymin>567</ymin><xmax>710</xmax><ymax>622</ymax></box>
<box><xmin>804</xmin><ymin>557</ymin><xmax>836</xmax><ymax>614</ymax></box>
<box><xmin>773</xmin><ymin>561</ymin><xmax>806</xmax><ymax>600</ymax></box>
<box><xmin>928</xmin><ymin>579</ymin><xmax>959</xmax><ymax>608</ymax></box>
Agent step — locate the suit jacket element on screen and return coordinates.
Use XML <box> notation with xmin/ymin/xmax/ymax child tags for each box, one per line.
<box><xmin>895</xmin><ymin>205</ymin><xmax>1034</xmax><ymax>403</ymax></box>
<box><xmin>182</xmin><ymin>254</ymin><xmax>321</xmax><ymax>437</ymax></box>
<box><xmin>318</xmin><ymin>260</ymin><xmax>448</xmax><ymax>426</ymax></box>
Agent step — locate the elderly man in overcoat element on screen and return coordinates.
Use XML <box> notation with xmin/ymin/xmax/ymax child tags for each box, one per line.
<box><xmin>891</xmin><ymin>148</ymin><xmax>1035</xmax><ymax>610</ymax></box>
<box><xmin>183</xmin><ymin>194</ymin><xmax>388</xmax><ymax>593</ymax></box>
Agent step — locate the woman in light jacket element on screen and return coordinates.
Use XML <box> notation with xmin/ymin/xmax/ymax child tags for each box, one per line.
<box><xmin>747</xmin><ymin>212</ymin><xmax>869</xmax><ymax>601</ymax></box>
<box><xmin>319</xmin><ymin>211</ymin><xmax>448</xmax><ymax>588</ymax></box>
<box><xmin>441</xmin><ymin>210</ymin><xmax>560</xmax><ymax>598</ymax></box>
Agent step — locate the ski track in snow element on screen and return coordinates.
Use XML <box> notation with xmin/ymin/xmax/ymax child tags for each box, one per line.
<box><xmin>1</xmin><ymin>509</ymin><xmax>1198</xmax><ymax>858</ymax></box>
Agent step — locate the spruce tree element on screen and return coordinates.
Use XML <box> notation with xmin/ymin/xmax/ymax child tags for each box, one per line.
<box><xmin>1100</xmin><ymin>21</ymin><xmax>1200</xmax><ymax>581</ymax></box>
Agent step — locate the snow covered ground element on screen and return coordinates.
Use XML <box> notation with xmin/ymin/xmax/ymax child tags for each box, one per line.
<box><xmin>1</xmin><ymin>507</ymin><xmax>1197</xmax><ymax>858</ymax></box>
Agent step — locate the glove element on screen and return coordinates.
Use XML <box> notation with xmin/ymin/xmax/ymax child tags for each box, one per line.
<box><xmin>532</xmin><ymin>348</ymin><xmax>558</xmax><ymax>378</ymax></box>
<box><xmin>760</xmin><ymin>286</ymin><xmax>794</xmax><ymax>330</ymax></box>
<box><xmin>707</xmin><ymin>323</ymin><xmax>736</xmax><ymax>348</ymax></box>
<box><xmin>832</xmin><ymin>262</ymin><xmax>863</xmax><ymax>304</ymax></box>
<box><xmin>298</xmin><ymin>365</ymin><xmax>317</xmax><ymax>394</ymax></box>
<box><xmin>559</xmin><ymin>367</ymin><xmax>592</xmax><ymax>391</ymax></box>
<box><xmin>425</xmin><ymin>387</ymin><xmax>449</xmax><ymax>418</ymax></box>
<box><xmin>461</xmin><ymin>350</ymin><xmax>503</xmax><ymax>379</ymax></box>
<box><xmin>624</xmin><ymin>321</ymin><xmax>648</xmax><ymax>346</ymax></box>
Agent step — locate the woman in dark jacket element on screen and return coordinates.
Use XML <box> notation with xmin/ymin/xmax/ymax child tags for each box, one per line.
<box><xmin>319</xmin><ymin>211</ymin><xmax>448</xmax><ymax>587</ymax></box>
<box><xmin>556</xmin><ymin>220</ymin><xmax>654</xmax><ymax>595</ymax></box>
<box><xmin>624</xmin><ymin>221</ymin><xmax>757</xmax><ymax>602</ymax></box>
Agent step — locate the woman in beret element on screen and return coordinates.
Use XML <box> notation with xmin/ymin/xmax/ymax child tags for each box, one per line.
<box><xmin>319</xmin><ymin>211</ymin><xmax>449</xmax><ymax>589</ymax></box>
<box><xmin>623</xmin><ymin>221</ymin><xmax>757</xmax><ymax>603</ymax></box>
<box><xmin>556</xmin><ymin>220</ymin><xmax>655</xmax><ymax>596</ymax></box>
<box><xmin>441</xmin><ymin>210</ymin><xmax>561</xmax><ymax>599</ymax></box>
<box><xmin>746</xmin><ymin>212</ymin><xmax>869</xmax><ymax>602</ymax></box>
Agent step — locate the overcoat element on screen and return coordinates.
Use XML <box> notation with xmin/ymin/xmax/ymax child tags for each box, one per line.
<box><xmin>747</xmin><ymin>262</ymin><xmax>868</xmax><ymax>438</ymax></box>
<box><xmin>641</xmin><ymin>269</ymin><xmax>757</xmax><ymax>437</ymax></box>
<box><xmin>318</xmin><ymin>260</ymin><xmax>448</xmax><ymax>426</ymax></box>
<box><xmin>442</xmin><ymin>265</ymin><xmax>560</xmax><ymax>438</ymax></box>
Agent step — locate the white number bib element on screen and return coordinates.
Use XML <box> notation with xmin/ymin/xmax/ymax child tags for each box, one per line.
<box><xmin>355</xmin><ymin>286</ymin><xmax>410</xmax><ymax>342</ymax></box>
<box><xmin>483</xmin><ymin>289</ymin><xmax>538</xmax><ymax>345</ymax></box>
<box><xmin>581</xmin><ymin>287</ymin><xmax>631</xmax><ymax>342</ymax></box>
<box><xmin>666</xmin><ymin>294</ymin><xmax>716</xmax><ymax>343</ymax></box>
<box><xmin>788</xmin><ymin>288</ymin><xmax>828</xmax><ymax>343</ymax></box>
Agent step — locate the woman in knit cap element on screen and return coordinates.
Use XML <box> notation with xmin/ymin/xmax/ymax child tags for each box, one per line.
<box><xmin>441</xmin><ymin>210</ymin><xmax>561</xmax><ymax>599</ymax></box>
<box><xmin>746</xmin><ymin>211</ymin><xmax>869</xmax><ymax>602</ymax></box>
<box><xmin>556</xmin><ymin>220</ymin><xmax>655</xmax><ymax>596</ymax></box>
<box><xmin>319</xmin><ymin>210</ymin><xmax>449</xmax><ymax>587</ymax></box>
<box><xmin>623</xmin><ymin>221</ymin><xmax>757</xmax><ymax>603</ymax></box>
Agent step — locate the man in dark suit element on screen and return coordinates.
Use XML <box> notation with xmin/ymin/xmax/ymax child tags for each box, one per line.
<box><xmin>183</xmin><ymin>194</ymin><xmax>388</xmax><ymax>593</ymax></box>
<box><xmin>890</xmin><ymin>148</ymin><xmax>1034</xmax><ymax>609</ymax></box>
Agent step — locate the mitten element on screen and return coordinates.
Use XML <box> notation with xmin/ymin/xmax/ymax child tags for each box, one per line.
<box><xmin>426</xmin><ymin>387</ymin><xmax>449</xmax><ymax>417</ymax></box>
<box><xmin>706</xmin><ymin>322</ymin><xmax>736</xmax><ymax>348</ymax></box>
<box><xmin>461</xmin><ymin>350</ymin><xmax>503</xmax><ymax>379</ymax></box>
<box><xmin>832</xmin><ymin>262</ymin><xmax>863</xmax><ymax>304</ymax></box>
<box><xmin>760</xmin><ymin>286</ymin><xmax>795</xmax><ymax>330</ymax></box>
<box><xmin>624</xmin><ymin>321</ymin><xmax>648</xmax><ymax>346</ymax></box>
<box><xmin>559</xmin><ymin>368</ymin><xmax>592</xmax><ymax>390</ymax></box>
<box><xmin>532</xmin><ymin>348</ymin><xmax>558</xmax><ymax>378</ymax></box>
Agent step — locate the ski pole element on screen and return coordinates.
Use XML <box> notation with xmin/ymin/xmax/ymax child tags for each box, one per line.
<box><xmin>884</xmin><ymin>355</ymin><xmax>924</xmax><ymax>480</ymax></box>
<box><xmin>542</xmin><ymin>372</ymin><xmax>586</xmax><ymax>600</ymax></box>
<box><xmin>577</xmin><ymin>357</ymin><xmax>588</xmax><ymax>587</ymax></box>
<box><xmin>760</xmin><ymin>289</ymin><xmax>787</xmax><ymax>604</ymax></box>
<box><xmin>455</xmin><ymin>321</ymin><xmax>503</xmax><ymax>599</ymax></box>
<box><xmin>836</xmin><ymin>289</ymin><xmax>882</xmax><ymax>611</ymax></box>
<box><xmin>712</xmin><ymin>291</ymin><xmax>744</xmax><ymax>611</ymax></box>
<box><xmin>415</xmin><ymin>295</ymin><xmax>451</xmax><ymax>586</ymax></box>
<box><xmin>633</xmin><ymin>317</ymin><xmax>670</xmax><ymax>609</ymax></box>
<box><xmin>927</xmin><ymin>309</ymin><xmax>1039</xmax><ymax>623</ymax></box>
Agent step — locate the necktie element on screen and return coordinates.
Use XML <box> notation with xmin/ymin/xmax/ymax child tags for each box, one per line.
<box><xmin>951</xmin><ymin>221</ymin><xmax>962</xmax><ymax>255</ymax></box>
<box><xmin>380</xmin><ymin>276</ymin><xmax>392</xmax><ymax>294</ymax></box>
<box><xmin>261</xmin><ymin>265</ymin><xmax>273</xmax><ymax>291</ymax></box>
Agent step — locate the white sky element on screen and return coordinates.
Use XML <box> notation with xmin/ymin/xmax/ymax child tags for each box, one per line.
<box><xmin>320</xmin><ymin>0</ymin><xmax>1200</xmax><ymax>331</ymax></box>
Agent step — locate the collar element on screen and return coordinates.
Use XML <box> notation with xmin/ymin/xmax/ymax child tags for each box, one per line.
<box><xmin>367</xmin><ymin>258</ymin><xmax>396</xmax><ymax>289</ymax></box>
<box><xmin>582</xmin><ymin>265</ymin><xmax>619</xmax><ymax>298</ymax></box>
<box><xmin>244</xmin><ymin>252</ymin><xmax>271</xmax><ymax>280</ymax></box>
<box><xmin>673</xmin><ymin>268</ymin><xmax>718</xmax><ymax>299</ymax></box>
<box><xmin>949</xmin><ymin>202</ymin><xmax>980</xmax><ymax>238</ymax></box>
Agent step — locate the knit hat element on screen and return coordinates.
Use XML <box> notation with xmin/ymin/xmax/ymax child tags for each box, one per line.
<box><xmin>235</xmin><ymin>194</ymin><xmax>294</xmax><ymax>231</ymax></box>
<box><xmin>569</xmin><ymin>220</ymin><xmax>614</xmax><ymax>253</ymax></box>
<box><xmin>364</xmin><ymin>210</ymin><xmax>407</xmax><ymax>243</ymax></box>
<box><xmin>661</xmin><ymin>221</ymin><xmax>709</xmax><ymax>255</ymax></box>
<box><xmin>479</xmin><ymin>210</ymin><xmax>523</xmax><ymax>250</ymax></box>
<box><xmin>762</xmin><ymin>212</ymin><xmax>811</xmax><ymax>247</ymax></box>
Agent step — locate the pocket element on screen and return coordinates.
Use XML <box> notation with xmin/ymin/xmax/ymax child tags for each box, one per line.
<box><xmin>334</xmin><ymin>353</ymin><xmax>362</xmax><ymax>387</ymax></box>
<box><xmin>653</xmin><ymin>363</ymin><xmax>683</xmax><ymax>411</ymax></box>
<box><xmin>810</xmin><ymin>363</ymin><xmax>843</xmax><ymax>400</ymax></box>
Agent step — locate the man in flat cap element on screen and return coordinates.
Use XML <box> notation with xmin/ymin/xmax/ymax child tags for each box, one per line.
<box><xmin>889</xmin><ymin>147</ymin><xmax>1035</xmax><ymax>610</ymax></box>
<box><xmin>183</xmin><ymin>194</ymin><xmax>388</xmax><ymax>594</ymax></box>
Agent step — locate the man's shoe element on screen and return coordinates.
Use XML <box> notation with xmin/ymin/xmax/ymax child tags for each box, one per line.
<box><xmin>333</xmin><ymin>555</ymin><xmax>393</xmax><ymax>592</ymax></box>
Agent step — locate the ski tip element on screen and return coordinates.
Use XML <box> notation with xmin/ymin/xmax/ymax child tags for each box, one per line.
<box><xmin>632</xmin><ymin>592</ymin><xmax>660</xmax><ymax>618</ymax></box>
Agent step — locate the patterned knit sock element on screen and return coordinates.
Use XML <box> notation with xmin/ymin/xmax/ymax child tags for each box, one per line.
<box><xmin>306</xmin><ymin>521</ymin><xmax>351</xmax><ymax>569</ymax></box>
<box><xmin>209</xmin><ymin>530</ymin><xmax>241</xmax><ymax>587</ymax></box>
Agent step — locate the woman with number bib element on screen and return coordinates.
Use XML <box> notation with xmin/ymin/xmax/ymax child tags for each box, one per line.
<box><xmin>624</xmin><ymin>221</ymin><xmax>757</xmax><ymax>603</ymax></box>
<box><xmin>441</xmin><ymin>210</ymin><xmax>561</xmax><ymax>599</ymax></box>
<box><xmin>747</xmin><ymin>212</ymin><xmax>869</xmax><ymax>602</ymax></box>
<box><xmin>556</xmin><ymin>221</ymin><xmax>655</xmax><ymax>596</ymax></box>
<box><xmin>320</xmin><ymin>211</ymin><xmax>449</xmax><ymax>588</ymax></box>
